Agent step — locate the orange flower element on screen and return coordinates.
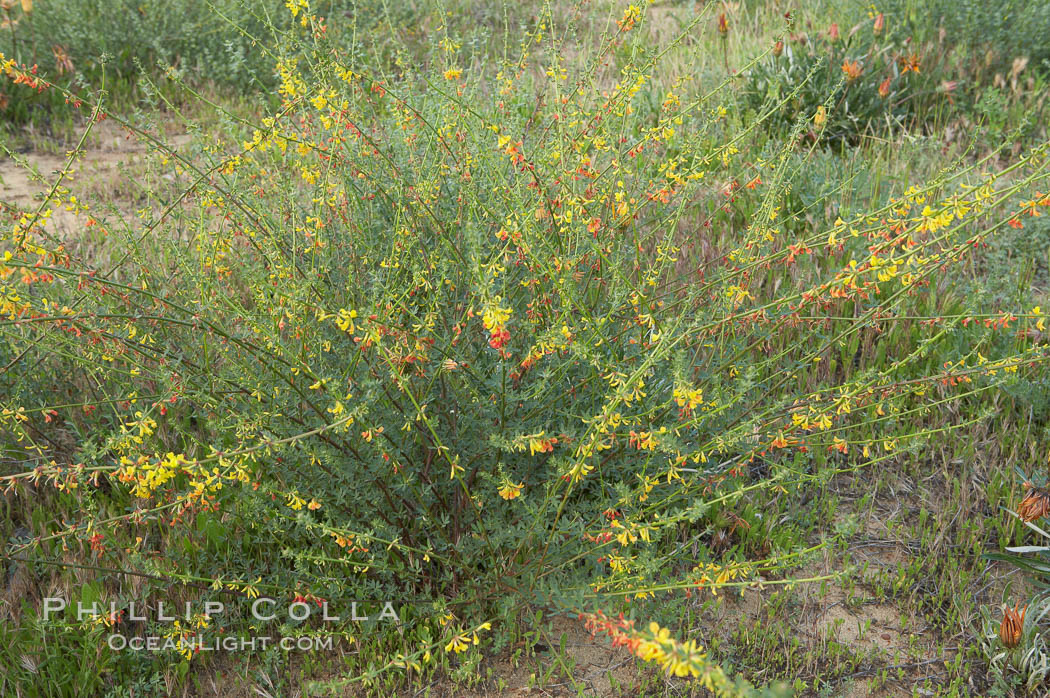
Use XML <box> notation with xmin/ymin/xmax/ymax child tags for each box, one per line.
<box><xmin>617</xmin><ymin>4</ymin><xmax>642</xmax><ymax>32</ymax></box>
<box><xmin>873</xmin><ymin>13</ymin><xmax>884</xmax><ymax>36</ymax></box>
<box><xmin>1017</xmin><ymin>483</ymin><xmax>1050</xmax><ymax>522</ymax></box>
<box><xmin>482</xmin><ymin>299</ymin><xmax>513</xmax><ymax>357</ymax></box>
<box><xmin>717</xmin><ymin>12</ymin><xmax>728</xmax><ymax>36</ymax></box>
<box><xmin>1000</xmin><ymin>602</ymin><xmax>1027</xmax><ymax>648</ymax></box>
<box><xmin>841</xmin><ymin>59</ymin><xmax>863</xmax><ymax>81</ymax></box>
<box><xmin>528</xmin><ymin>434</ymin><xmax>558</xmax><ymax>455</ymax></box>
<box><xmin>898</xmin><ymin>53</ymin><xmax>920</xmax><ymax>74</ymax></box>
<box><xmin>878</xmin><ymin>76</ymin><xmax>892</xmax><ymax>98</ymax></box>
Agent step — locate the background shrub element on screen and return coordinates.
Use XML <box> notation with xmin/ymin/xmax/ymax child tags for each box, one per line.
<box><xmin>884</xmin><ymin>0</ymin><xmax>1050</xmax><ymax>78</ymax></box>
<box><xmin>13</xmin><ymin>0</ymin><xmax>287</xmax><ymax>86</ymax></box>
<box><xmin>743</xmin><ymin>12</ymin><xmax>954</xmax><ymax>145</ymax></box>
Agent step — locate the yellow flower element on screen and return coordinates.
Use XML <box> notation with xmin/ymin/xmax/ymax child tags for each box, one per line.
<box><xmin>444</xmin><ymin>67</ymin><xmax>462</xmax><ymax>81</ymax></box>
<box><xmin>814</xmin><ymin>105</ymin><xmax>827</xmax><ymax>127</ymax></box>
<box><xmin>617</xmin><ymin>5</ymin><xmax>642</xmax><ymax>32</ymax></box>
<box><xmin>527</xmin><ymin>433</ymin><xmax>557</xmax><ymax>455</ymax></box>
<box><xmin>445</xmin><ymin>634</ymin><xmax>468</xmax><ymax>653</ymax></box>
<box><xmin>1032</xmin><ymin>306</ymin><xmax>1045</xmax><ymax>332</ymax></box>
<box><xmin>673</xmin><ymin>386</ymin><xmax>704</xmax><ymax>411</ymax></box>
<box><xmin>334</xmin><ymin>308</ymin><xmax>357</xmax><ymax>333</ymax></box>
<box><xmin>498</xmin><ymin>481</ymin><xmax>523</xmax><ymax>500</ymax></box>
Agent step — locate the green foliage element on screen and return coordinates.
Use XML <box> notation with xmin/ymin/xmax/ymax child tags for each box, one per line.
<box><xmin>743</xmin><ymin>16</ymin><xmax>953</xmax><ymax>145</ymax></box>
<box><xmin>0</xmin><ymin>0</ymin><xmax>293</xmax><ymax>126</ymax></box>
<box><xmin>23</xmin><ymin>0</ymin><xmax>286</xmax><ymax>87</ymax></box>
<box><xmin>0</xmin><ymin>1</ymin><xmax>1048</xmax><ymax>694</ymax></box>
<box><xmin>884</xmin><ymin>0</ymin><xmax>1050</xmax><ymax>78</ymax></box>
<box><xmin>0</xmin><ymin>606</ymin><xmax>114</xmax><ymax>698</ymax></box>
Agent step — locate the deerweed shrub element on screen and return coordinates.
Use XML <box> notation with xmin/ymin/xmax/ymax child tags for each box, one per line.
<box><xmin>1</xmin><ymin>1</ymin><xmax>1049</xmax><ymax>691</ymax></box>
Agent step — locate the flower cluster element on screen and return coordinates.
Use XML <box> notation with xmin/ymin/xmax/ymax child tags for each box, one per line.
<box><xmin>579</xmin><ymin>611</ymin><xmax>757</xmax><ymax>694</ymax></box>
